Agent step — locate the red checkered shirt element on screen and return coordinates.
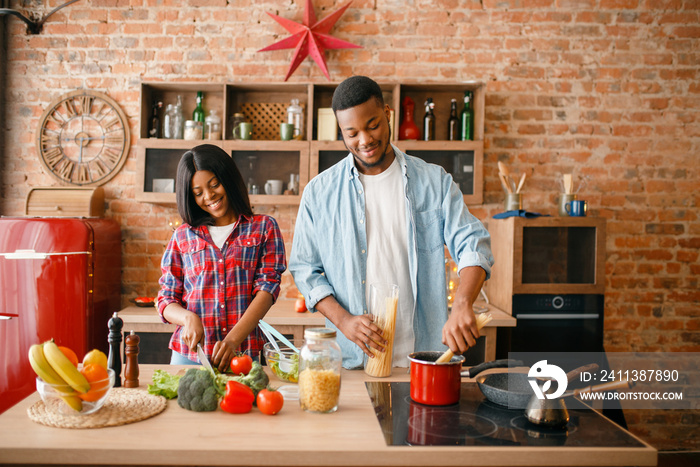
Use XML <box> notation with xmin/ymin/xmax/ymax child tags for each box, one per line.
<box><xmin>157</xmin><ymin>214</ymin><xmax>286</xmax><ymax>361</ymax></box>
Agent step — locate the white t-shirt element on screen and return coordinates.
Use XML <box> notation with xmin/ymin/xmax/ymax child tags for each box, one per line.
<box><xmin>207</xmin><ymin>223</ymin><xmax>236</xmax><ymax>249</ymax></box>
<box><xmin>358</xmin><ymin>157</ymin><xmax>415</xmax><ymax>367</ymax></box>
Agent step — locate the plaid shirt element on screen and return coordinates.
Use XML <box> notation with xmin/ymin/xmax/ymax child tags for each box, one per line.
<box><xmin>157</xmin><ymin>214</ymin><xmax>286</xmax><ymax>361</ymax></box>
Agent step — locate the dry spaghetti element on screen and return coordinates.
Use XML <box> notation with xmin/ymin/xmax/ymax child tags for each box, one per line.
<box><xmin>364</xmin><ymin>295</ymin><xmax>399</xmax><ymax>377</ymax></box>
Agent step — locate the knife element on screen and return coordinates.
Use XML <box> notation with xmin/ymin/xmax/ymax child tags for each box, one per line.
<box><xmin>197</xmin><ymin>343</ymin><xmax>216</xmax><ymax>376</ymax></box>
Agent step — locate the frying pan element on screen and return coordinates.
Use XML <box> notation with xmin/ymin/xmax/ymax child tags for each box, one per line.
<box><xmin>463</xmin><ymin>359</ymin><xmax>530</xmax><ymax>409</ymax></box>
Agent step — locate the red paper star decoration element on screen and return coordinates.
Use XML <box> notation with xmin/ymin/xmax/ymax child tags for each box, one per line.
<box><xmin>258</xmin><ymin>0</ymin><xmax>362</xmax><ymax>81</ymax></box>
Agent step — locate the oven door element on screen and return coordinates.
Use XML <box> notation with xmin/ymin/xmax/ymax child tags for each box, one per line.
<box><xmin>507</xmin><ymin>294</ymin><xmax>604</xmax><ymax>358</ymax></box>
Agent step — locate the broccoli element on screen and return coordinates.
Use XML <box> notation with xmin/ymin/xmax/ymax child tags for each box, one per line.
<box><xmin>177</xmin><ymin>368</ymin><xmax>221</xmax><ymax>412</ymax></box>
<box><xmin>216</xmin><ymin>361</ymin><xmax>269</xmax><ymax>398</ymax></box>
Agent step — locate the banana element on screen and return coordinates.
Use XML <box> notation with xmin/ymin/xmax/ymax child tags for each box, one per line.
<box><xmin>59</xmin><ymin>394</ymin><xmax>83</xmax><ymax>412</ymax></box>
<box><xmin>43</xmin><ymin>340</ymin><xmax>90</xmax><ymax>394</ymax></box>
<box><xmin>28</xmin><ymin>343</ymin><xmax>75</xmax><ymax>395</ymax></box>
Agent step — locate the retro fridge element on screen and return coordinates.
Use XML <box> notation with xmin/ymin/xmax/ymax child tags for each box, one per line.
<box><xmin>0</xmin><ymin>217</ymin><xmax>121</xmax><ymax>413</ymax></box>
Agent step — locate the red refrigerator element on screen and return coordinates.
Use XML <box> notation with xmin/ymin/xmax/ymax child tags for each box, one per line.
<box><xmin>0</xmin><ymin>217</ymin><xmax>121</xmax><ymax>414</ymax></box>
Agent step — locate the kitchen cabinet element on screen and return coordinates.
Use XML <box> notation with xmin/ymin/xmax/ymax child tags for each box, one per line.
<box><xmin>0</xmin><ymin>365</ymin><xmax>656</xmax><ymax>466</ymax></box>
<box><xmin>137</xmin><ymin>81</ymin><xmax>485</xmax><ymax>206</ymax></box>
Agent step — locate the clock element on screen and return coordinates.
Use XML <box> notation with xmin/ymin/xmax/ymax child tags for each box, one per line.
<box><xmin>36</xmin><ymin>90</ymin><xmax>130</xmax><ymax>186</ymax></box>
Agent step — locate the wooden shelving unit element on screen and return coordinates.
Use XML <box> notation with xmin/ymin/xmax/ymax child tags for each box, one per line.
<box><xmin>136</xmin><ymin>81</ymin><xmax>485</xmax><ymax>206</ymax></box>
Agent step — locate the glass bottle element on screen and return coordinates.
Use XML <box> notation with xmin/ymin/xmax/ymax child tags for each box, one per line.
<box><xmin>299</xmin><ymin>328</ymin><xmax>342</xmax><ymax>414</ymax></box>
<box><xmin>193</xmin><ymin>91</ymin><xmax>205</xmax><ymax>123</ymax></box>
<box><xmin>162</xmin><ymin>104</ymin><xmax>174</xmax><ymax>139</ymax></box>
<box><xmin>460</xmin><ymin>91</ymin><xmax>473</xmax><ymax>141</ymax></box>
<box><xmin>447</xmin><ymin>98</ymin><xmax>459</xmax><ymax>141</ymax></box>
<box><xmin>423</xmin><ymin>97</ymin><xmax>435</xmax><ymax>141</ymax></box>
<box><xmin>287</xmin><ymin>98</ymin><xmax>304</xmax><ymax>140</ymax></box>
<box><xmin>149</xmin><ymin>100</ymin><xmax>162</xmax><ymax>138</ymax></box>
<box><xmin>398</xmin><ymin>96</ymin><xmax>420</xmax><ymax>140</ymax></box>
<box><xmin>204</xmin><ymin>110</ymin><xmax>222</xmax><ymax>140</ymax></box>
<box><xmin>172</xmin><ymin>95</ymin><xmax>184</xmax><ymax>140</ymax></box>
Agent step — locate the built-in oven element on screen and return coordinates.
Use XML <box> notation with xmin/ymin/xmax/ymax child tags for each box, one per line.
<box><xmin>496</xmin><ymin>294</ymin><xmax>604</xmax><ymax>361</ymax></box>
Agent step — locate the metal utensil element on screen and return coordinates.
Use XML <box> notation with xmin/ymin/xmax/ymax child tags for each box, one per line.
<box><xmin>525</xmin><ymin>379</ymin><xmax>633</xmax><ymax>428</ymax></box>
<box><xmin>196</xmin><ymin>343</ymin><xmax>215</xmax><ymax>376</ymax></box>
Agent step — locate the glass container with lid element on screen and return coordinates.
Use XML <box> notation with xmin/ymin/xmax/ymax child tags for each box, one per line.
<box><xmin>298</xmin><ymin>327</ymin><xmax>342</xmax><ymax>414</ymax></box>
<box><xmin>184</xmin><ymin>120</ymin><xmax>203</xmax><ymax>140</ymax></box>
<box><xmin>204</xmin><ymin>110</ymin><xmax>222</xmax><ymax>140</ymax></box>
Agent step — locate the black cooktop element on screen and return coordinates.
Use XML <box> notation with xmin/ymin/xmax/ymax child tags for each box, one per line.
<box><xmin>366</xmin><ymin>382</ymin><xmax>646</xmax><ymax>447</ymax></box>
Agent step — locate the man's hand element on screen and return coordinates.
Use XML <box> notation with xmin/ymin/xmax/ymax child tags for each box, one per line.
<box><xmin>337</xmin><ymin>313</ymin><xmax>386</xmax><ymax>359</ymax></box>
<box><xmin>442</xmin><ymin>302</ymin><xmax>479</xmax><ymax>354</ymax></box>
<box><xmin>315</xmin><ymin>295</ymin><xmax>386</xmax><ymax>358</ymax></box>
<box><xmin>441</xmin><ymin>266</ymin><xmax>486</xmax><ymax>354</ymax></box>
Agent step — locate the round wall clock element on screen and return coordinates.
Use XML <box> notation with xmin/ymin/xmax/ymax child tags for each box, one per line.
<box><xmin>36</xmin><ymin>89</ymin><xmax>130</xmax><ymax>186</ymax></box>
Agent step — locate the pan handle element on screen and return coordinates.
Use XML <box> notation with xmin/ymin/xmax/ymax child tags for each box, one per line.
<box><xmin>461</xmin><ymin>359</ymin><xmax>524</xmax><ymax>378</ymax></box>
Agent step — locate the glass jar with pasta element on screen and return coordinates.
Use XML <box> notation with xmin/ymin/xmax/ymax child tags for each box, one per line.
<box><xmin>298</xmin><ymin>328</ymin><xmax>342</xmax><ymax>414</ymax></box>
<box><xmin>364</xmin><ymin>283</ymin><xmax>399</xmax><ymax>377</ymax></box>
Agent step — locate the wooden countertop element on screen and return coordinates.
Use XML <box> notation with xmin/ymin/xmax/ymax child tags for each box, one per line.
<box><xmin>118</xmin><ymin>299</ymin><xmax>515</xmax><ymax>330</ymax></box>
<box><xmin>0</xmin><ymin>365</ymin><xmax>656</xmax><ymax>467</ymax></box>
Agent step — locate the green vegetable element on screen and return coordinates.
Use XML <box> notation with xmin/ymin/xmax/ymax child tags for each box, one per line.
<box><xmin>269</xmin><ymin>353</ymin><xmax>299</xmax><ymax>383</ymax></box>
<box><xmin>216</xmin><ymin>361</ymin><xmax>269</xmax><ymax>398</ymax></box>
<box><xmin>177</xmin><ymin>368</ymin><xmax>221</xmax><ymax>412</ymax></box>
<box><xmin>147</xmin><ymin>369</ymin><xmax>182</xmax><ymax>399</ymax></box>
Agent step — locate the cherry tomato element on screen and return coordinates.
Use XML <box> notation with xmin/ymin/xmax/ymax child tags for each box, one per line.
<box><xmin>229</xmin><ymin>353</ymin><xmax>253</xmax><ymax>375</ymax></box>
<box><xmin>257</xmin><ymin>388</ymin><xmax>284</xmax><ymax>415</ymax></box>
<box><xmin>294</xmin><ymin>296</ymin><xmax>307</xmax><ymax>313</ymax></box>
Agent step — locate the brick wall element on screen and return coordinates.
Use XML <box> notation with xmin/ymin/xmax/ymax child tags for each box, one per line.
<box><xmin>1</xmin><ymin>0</ymin><xmax>698</xmax><ymax>450</ymax></box>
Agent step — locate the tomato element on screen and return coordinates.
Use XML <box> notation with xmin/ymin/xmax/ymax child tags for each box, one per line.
<box><xmin>135</xmin><ymin>296</ymin><xmax>154</xmax><ymax>304</ymax></box>
<box><xmin>220</xmin><ymin>380</ymin><xmax>255</xmax><ymax>414</ymax></box>
<box><xmin>257</xmin><ymin>388</ymin><xmax>284</xmax><ymax>415</ymax></box>
<box><xmin>295</xmin><ymin>296</ymin><xmax>307</xmax><ymax>313</ymax></box>
<box><xmin>229</xmin><ymin>353</ymin><xmax>253</xmax><ymax>376</ymax></box>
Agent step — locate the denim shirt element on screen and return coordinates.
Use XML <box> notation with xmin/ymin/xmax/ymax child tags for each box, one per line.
<box><xmin>289</xmin><ymin>145</ymin><xmax>494</xmax><ymax>369</ymax></box>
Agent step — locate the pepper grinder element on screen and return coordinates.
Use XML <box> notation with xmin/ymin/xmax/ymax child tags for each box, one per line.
<box><xmin>108</xmin><ymin>311</ymin><xmax>123</xmax><ymax>388</ymax></box>
<box><xmin>124</xmin><ymin>330</ymin><xmax>140</xmax><ymax>388</ymax></box>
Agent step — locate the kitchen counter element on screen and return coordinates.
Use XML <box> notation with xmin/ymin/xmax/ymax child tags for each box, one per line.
<box><xmin>0</xmin><ymin>365</ymin><xmax>656</xmax><ymax>467</ymax></box>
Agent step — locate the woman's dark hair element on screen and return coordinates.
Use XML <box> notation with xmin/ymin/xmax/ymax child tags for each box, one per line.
<box><xmin>331</xmin><ymin>75</ymin><xmax>384</xmax><ymax>113</ymax></box>
<box><xmin>176</xmin><ymin>144</ymin><xmax>252</xmax><ymax>227</ymax></box>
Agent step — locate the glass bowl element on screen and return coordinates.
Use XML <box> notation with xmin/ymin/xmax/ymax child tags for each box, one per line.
<box><xmin>263</xmin><ymin>340</ymin><xmax>302</xmax><ymax>383</ymax></box>
<box><xmin>36</xmin><ymin>368</ymin><xmax>115</xmax><ymax>415</ymax></box>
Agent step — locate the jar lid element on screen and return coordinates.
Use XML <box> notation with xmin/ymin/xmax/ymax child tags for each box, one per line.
<box><xmin>304</xmin><ymin>327</ymin><xmax>336</xmax><ymax>339</ymax></box>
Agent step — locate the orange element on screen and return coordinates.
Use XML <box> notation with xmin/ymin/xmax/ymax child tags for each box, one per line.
<box><xmin>58</xmin><ymin>346</ymin><xmax>79</xmax><ymax>368</ymax></box>
<box><xmin>79</xmin><ymin>363</ymin><xmax>110</xmax><ymax>402</ymax></box>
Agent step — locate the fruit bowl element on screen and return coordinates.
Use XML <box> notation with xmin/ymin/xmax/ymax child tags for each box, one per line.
<box><xmin>263</xmin><ymin>340</ymin><xmax>302</xmax><ymax>383</ymax></box>
<box><xmin>36</xmin><ymin>368</ymin><xmax>115</xmax><ymax>415</ymax></box>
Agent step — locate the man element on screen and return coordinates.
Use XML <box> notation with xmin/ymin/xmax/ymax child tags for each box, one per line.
<box><xmin>289</xmin><ymin>76</ymin><xmax>493</xmax><ymax>369</ymax></box>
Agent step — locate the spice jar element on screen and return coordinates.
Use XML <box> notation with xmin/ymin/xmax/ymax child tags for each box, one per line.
<box><xmin>298</xmin><ymin>328</ymin><xmax>342</xmax><ymax>414</ymax></box>
<box><xmin>184</xmin><ymin>120</ymin><xmax>203</xmax><ymax>140</ymax></box>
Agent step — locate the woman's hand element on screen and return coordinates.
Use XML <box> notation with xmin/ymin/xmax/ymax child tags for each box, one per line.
<box><xmin>338</xmin><ymin>313</ymin><xmax>386</xmax><ymax>359</ymax></box>
<box><xmin>211</xmin><ymin>340</ymin><xmax>239</xmax><ymax>372</ymax></box>
<box><xmin>181</xmin><ymin>312</ymin><xmax>204</xmax><ymax>352</ymax></box>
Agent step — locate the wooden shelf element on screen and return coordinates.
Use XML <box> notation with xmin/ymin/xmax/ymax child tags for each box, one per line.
<box><xmin>137</xmin><ymin>81</ymin><xmax>486</xmax><ymax>206</ymax></box>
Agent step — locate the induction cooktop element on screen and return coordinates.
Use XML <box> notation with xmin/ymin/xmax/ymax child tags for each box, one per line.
<box><xmin>366</xmin><ymin>382</ymin><xmax>646</xmax><ymax>447</ymax></box>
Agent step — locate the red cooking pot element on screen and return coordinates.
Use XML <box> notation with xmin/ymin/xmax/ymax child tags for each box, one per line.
<box><xmin>408</xmin><ymin>351</ymin><xmax>465</xmax><ymax>405</ymax></box>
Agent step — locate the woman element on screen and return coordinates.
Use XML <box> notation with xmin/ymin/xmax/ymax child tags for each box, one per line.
<box><xmin>157</xmin><ymin>144</ymin><xmax>286</xmax><ymax>371</ymax></box>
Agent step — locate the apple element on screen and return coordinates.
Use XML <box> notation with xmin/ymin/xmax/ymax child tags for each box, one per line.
<box><xmin>295</xmin><ymin>296</ymin><xmax>307</xmax><ymax>313</ymax></box>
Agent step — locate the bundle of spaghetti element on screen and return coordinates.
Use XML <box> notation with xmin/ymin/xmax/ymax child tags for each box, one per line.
<box><xmin>299</xmin><ymin>368</ymin><xmax>341</xmax><ymax>413</ymax></box>
<box><xmin>364</xmin><ymin>295</ymin><xmax>399</xmax><ymax>377</ymax></box>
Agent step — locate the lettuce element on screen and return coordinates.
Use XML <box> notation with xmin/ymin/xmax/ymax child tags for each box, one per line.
<box><xmin>147</xmin><ymin>369</ymin><xmax>182</xmax><ymax>399</ymax></box>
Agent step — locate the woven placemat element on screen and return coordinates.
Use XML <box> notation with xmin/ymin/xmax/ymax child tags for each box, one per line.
<box><xmin>27</xmin><ymin>388</ymin><xmax>167</xmax><ymax>429</ymax></box>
